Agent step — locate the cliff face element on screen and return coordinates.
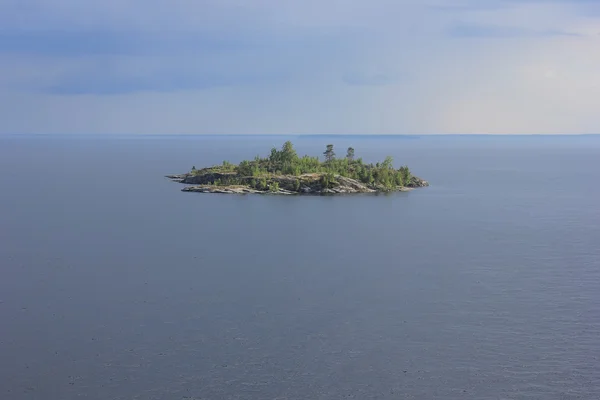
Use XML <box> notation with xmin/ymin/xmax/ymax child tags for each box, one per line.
<box><xmin>180</xmin><ymin>172</ymin><xmax>238</xmax><ymax>185</ymax></box>
<box><xmin>407</xmin><ymin>176</ymin><xmax>429</xmax><ymax>188</ymax></box>
<box><xmin>167</xmin><ymin>172</ymin><xmax>429</xmax><ymax>195</ymax></box>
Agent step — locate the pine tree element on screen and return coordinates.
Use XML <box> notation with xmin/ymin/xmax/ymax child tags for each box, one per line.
<box><xmin>323</xmin><ymin>144</ymin><xmax>335</xmax><ymax>162</ymax></box>
<box><xmin>346</xmin><ymin>147</ymin><xmax>355</xmax><ymax>161</ymax></box>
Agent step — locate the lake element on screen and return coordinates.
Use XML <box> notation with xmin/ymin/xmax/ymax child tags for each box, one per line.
<box><xmin>1</xmin><ymin>134</ymin><xmax>599</xmax><ymax>399</ymax></box>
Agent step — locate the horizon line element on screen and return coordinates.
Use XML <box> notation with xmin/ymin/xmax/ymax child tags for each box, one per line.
<box><xmin>1</xmin><ymin>133</ymin><xmax>599</xmax><ymax>137</ymax></box>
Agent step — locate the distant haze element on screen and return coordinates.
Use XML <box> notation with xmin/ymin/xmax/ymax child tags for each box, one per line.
<box><xmin>1</xmin><ymin>0</ymin><xmax>599</xmax><ymax>135</ymax></box>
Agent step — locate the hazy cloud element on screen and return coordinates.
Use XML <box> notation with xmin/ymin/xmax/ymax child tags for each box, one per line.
<box><xmin>446</xmin><ymin>24</ymin><xmax>583</xmax><ymax>38</ymax></box>
<box><xmin>0</xmin><ymin>0</ymin><xmax>599</xmax><ymax>134</ymax></box>
<box><xmin>342</xmin><ymin>73</ymin><xmax>397</xmax><ymax>86</ymax></box>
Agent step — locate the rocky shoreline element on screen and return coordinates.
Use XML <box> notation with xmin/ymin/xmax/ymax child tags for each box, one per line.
<box><xmin>166</xmin><ymin>172</ymin><xmax>429</xmax><ymax>195</ymax></box>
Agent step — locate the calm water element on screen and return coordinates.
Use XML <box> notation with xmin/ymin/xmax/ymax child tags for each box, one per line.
<box><xmin>1</xmin><ymin>135</ymin><xmax>599</xmax><ymax>399</ymax></box>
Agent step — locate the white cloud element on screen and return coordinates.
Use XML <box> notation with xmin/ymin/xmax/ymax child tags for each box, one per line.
<box><xmin>434</xmin><ymin>34</ymin><xmax>600</xmax><ymax>133</ymax></box>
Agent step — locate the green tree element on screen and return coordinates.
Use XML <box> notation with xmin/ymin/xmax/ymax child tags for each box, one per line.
<box><xmin>399</xmin><ymin>166</ymin><xmax>411</xmax><ymax>186</ymax></box>
<box><xmin>269</xmin><ymin>147</ymin><xmax>280</xmax><ymax>170</ymax></box>
<box><xmin>281</xmin><ymin>141</ymin><xmax>298</xmax><ymax>165</ymax></box>
<box><xmin>323</xmin><ymin>144</ymin><xmax>335</xmax><ymax>162</ymax></box>
<box><xmin>180</xmin><ymin>141</ymin><xmax>421</xmax><ymax>193</ymax></box>
<box><xmin>395</xmin><ymin>171</ymin><xmax>404</xmax><ymax>187</ymax></box>
<box><xmin>382</xmin><ymin>156</ymin><xmax>394</xmax><ymax>169</ymax></box>
<box><xmin>346</xmin><ymin>147</ymin><xmax>355</xmax><ymax>161</ymax></box>
<box><xmin>238</xmin><ymin>160</ymin><xmax>253</xmax><ymax>176</ymax></box>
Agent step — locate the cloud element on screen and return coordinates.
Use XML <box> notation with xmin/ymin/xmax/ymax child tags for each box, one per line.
<box><xmin>0</xmin><ymin>0</ymin><xmax>599</xmax><ymax>134</ymax></box>
<box><xmin>43</xmin><ymin>71</ymin><xmax>270</xmax><ymax>95</ymax></box>
<box><xmin>446</xmin><ymin>24</ymin><xmax>582</xmax><ymax>38</ymax></box>
<box><xmin>0</xmin><ymin>26</ymin><xmax>360</xmax><ymax>95</ymax></box>
<box><xmin>0</xmin><ymin>30</ymin><xmax>258</xmax><ymax>57</ymax></box>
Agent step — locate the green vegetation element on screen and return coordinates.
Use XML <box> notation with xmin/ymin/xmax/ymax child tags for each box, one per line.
<box><xmin>269</xmin><ymin>181</ymin><xmax>280</xmax><ymax>192</ymax></box>
<box><xmin>346</xmin><ymin>147</ymin><xmax>355</xmax><ymax>161</ymax></box>
<box><xmin>188</xmin><ymin>141</ymin><xmax>419</xmax><ymax>191</ymax></box>
<box><xmin>323</xmin><ymin>144</ymin><xmax>335</xmax><ymax>162</ymax></box>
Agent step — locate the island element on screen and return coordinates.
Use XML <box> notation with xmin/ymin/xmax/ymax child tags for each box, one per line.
<box><xmin>166</xmin><ymin>141</ymin><xmax>428</xmax><ymax>195</ymax></box>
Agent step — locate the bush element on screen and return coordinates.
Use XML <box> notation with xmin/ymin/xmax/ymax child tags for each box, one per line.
<box><xmin>256</xmin><ymin>177</ymin><xmax>268</xmax><ymax>190</ymax></box>
<box><xmin>320</xmin><ymin>172</ymin><xmax>336</xmax><ymax>189</ymax></box>
<box><xmin>188</xmin><ymin>142</ymin><xmax>416</xmax><ymax>190</ymax></box>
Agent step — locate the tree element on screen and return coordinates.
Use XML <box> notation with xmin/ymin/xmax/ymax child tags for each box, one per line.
<box><xmin>346</xmin><ymin>147</ymin><xmax>355</xmax><ymax>161</ymax></box>
<box><xmin>395</xmin><ymin>171</ymin><xmax>404</xmax><ymax>187</ymax></box>
<box><xmin>238</xmin><ymin>160</ymin><xmax>252</xmax><ymax>176</ymax></box>
<box><xmin>179</xmin><ymin>141</ymin><xmax>422</xmax><ymax>193</ymax></box>
<box><xmin>323</xmin><ymin>144</ymin><xmax>335</xmax><ymax>162</ymax></box>
<box><xmin>269</xmin><ymin>147</ymin><xmax>280</xmax><ymax>167</ymax></box>
<box><xmin>399</xmin><ymin>166</ymin><xmax>411</xmax><ymax>186</ymax></box>
<box><xmin>382</xmin><ymin>156</ymin><xmax>393</xmax><ymax>169</ymax></box>
<box><xmin>281</xmin><ymin>141</ymin><xmax>298</xmax><ymax>164</ymax></box>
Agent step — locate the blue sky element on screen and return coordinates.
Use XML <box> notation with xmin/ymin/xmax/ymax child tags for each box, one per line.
<box><xmin>0</xmin><ymin>0</ymin><xmax>599</xmax><ymax>134</ymax></box>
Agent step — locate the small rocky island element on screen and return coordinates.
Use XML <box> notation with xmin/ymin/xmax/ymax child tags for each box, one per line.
<box><xmin>167</xmin><ymin>142</ymin><xmax>428</xmax><ymax>195</ymax></box>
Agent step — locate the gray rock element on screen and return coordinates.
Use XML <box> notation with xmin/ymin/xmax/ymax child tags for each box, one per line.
<box><xmin>177</xmin><ymin>172</ymin><xmax>428</xmax><ymax>195</ymax></box>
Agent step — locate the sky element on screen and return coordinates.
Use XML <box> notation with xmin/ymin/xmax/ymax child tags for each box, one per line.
<box><xmin>0</xmin><ymin>0</ymin><xmax>599</xmax><ymax>135</ymax></box>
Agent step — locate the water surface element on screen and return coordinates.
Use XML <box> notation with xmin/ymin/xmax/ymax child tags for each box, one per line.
<box><xmin>1</xmin><ymin>135</ymin><xmax>599</xmax><ymax>399</ymax></box>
